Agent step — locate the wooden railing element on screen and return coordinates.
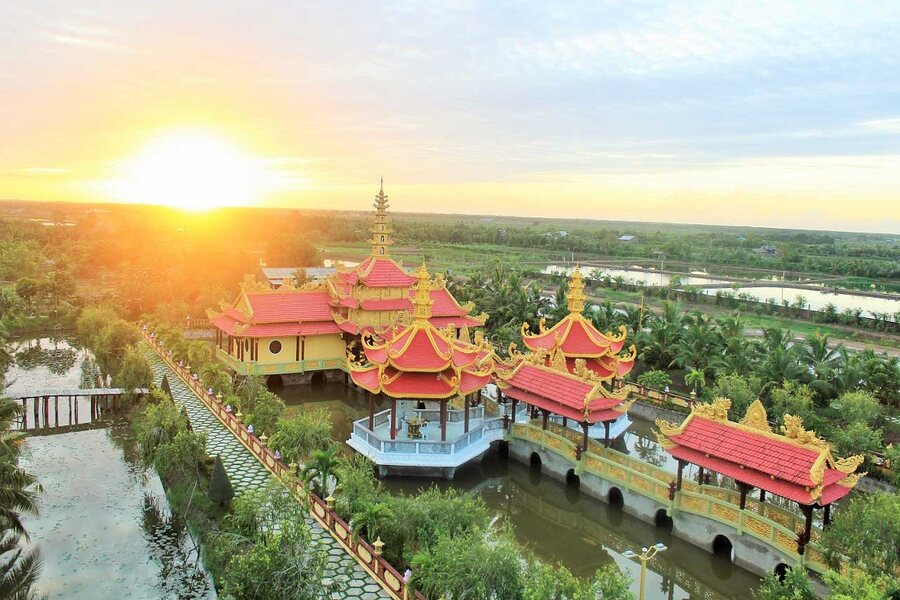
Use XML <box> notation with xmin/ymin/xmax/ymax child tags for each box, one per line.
<box><xmin>142</xmin><ymin>327</ymin><xmax>424</xmax><ymax>600</ymax></box>
<box><xmin>509</xmin><ymin>420</ymin><xmax>836</xmax><ymax>574</ymax></box>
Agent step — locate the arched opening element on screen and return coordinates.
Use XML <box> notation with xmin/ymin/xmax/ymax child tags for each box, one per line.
<box><xmin>565</xmin><ymin>469</ymin><xmax>580</xmax><ymax>488</ymax></box>
<box><xmin>266</xmin><ymin>374</ymin><xmax>284</xmax><ymax>390</ymax></box>
<box><xmin>608</xmin><ymin>487</ymin><xmax>624</xmax><ymax>509</ymax></box>
<box><xmin>530</xmin><ymin>452</ymin><xmax>542</xmax><ymax>470</ymax></box>
<box><xmin>497</xmin><ymin>440</ymin><xmax>509</xmax><ymax>459</ymax></box>
<box><xmin>310</xmin><ymin>372</ymin><xmax>326</xmax><ymax>387</ymax></box>
<box><xmin>654</xmin><ymin>508</ymin><xmax>673</xmax><ymax>532</ymax></box>
<box><xmin>774</xmin><ymin>563</ymin><xmax>790</xmax><ymax>582</ymax></box>
<box><xmin>712</xmin><ymin>535</ymin><xmax>734</xmax><ymax>562</ymax></box>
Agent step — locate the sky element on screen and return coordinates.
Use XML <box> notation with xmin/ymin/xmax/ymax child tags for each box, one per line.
<box><xmin>1</xmin><ymin>1</ymin><xmax>899</xmax><ymax>233</ymax></box>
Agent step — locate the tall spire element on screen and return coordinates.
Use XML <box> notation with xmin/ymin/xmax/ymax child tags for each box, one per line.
<box><xmin>412</xmin><ymin>263</ymin><xmax>434</xmax><ymax>320</ymax></box>
<box><xmin>566</xmin><ymin>266</ymin><xmax>586</xmax><ymax>313</ymax></box>
<box><xmin>370</xmin><ymin>180</ymin><xmax>393</xmax><ymax>256</ymax></box>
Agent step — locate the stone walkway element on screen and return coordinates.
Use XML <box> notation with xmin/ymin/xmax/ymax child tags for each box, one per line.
<box><xmin>146</xmin><ymin>349</ymin><xmax>389</xmax><ymax>599</ymax></box>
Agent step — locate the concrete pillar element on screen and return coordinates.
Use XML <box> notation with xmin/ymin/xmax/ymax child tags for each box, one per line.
<box><xmin>464</xmin><ymin>396</ymin><xmax>470</xmax><ymax>433</ymax></box>
<box><xmin>603</xmin><ymin>420</ymin><xmax>611</xmax><ymax>448</ymax></box>
<box><xmin>676</xmin><ymin>459</ymin><xmax>685</xmax><ymax>491</ymax></box>
<box><xmin>368</xmin><ymin>393</ymin><xmax>375</xmax><ymax>431</ymax></box>
<box><xmin>390</xmin><ymin>398</ymin><xmax>397</xmax><ymax>440</ymax></box>
<box><xmin>541</xmin><ymin>409</ymin><xmax>549</xmax><ymax>430</ymax></box>
<box><xmin>440</xmin><ymin>400</ymin><xmax>447</xmax><ymax>442</ymax></box>
<box><xmin>581</xmin><ymin>421</ymin><xmax>590</xmax><ymax>453</ymax></box>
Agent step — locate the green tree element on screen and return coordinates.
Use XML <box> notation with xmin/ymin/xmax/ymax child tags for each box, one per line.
<box><xmin>707</xmin><ymin>373</ymin><xmax>760</xmax><ymax>421</ymax></box>
<box><xmin>301</xmin><ymin>445</ymin><xmax>341</xmax><ymax>498</ymax></box>
<box><xmin>754</xmin><ymin>565</ymin><xmax>815</xmax><ymax>600</ymax></box>
<box><xmin>221</xmin><ymin>519</ymin><xmax>338</xmax><ymax>600</ymax></box>
<box><xmin>636</xmin><ymin>370</ymin><xmax>671</xmax><ymax>390</ymax></box>
<box><xmin>13</xmin><ymin>279</ymin><xmax>40</xmax><ymax>313</ymax></box>
<box><xmin>411</xmin><ymin>530</ymin><xmax>525</xmax><ymax>600</ymax></box>
<box><xmin>75</xmin><ymin>307</ymin><xmax>119</xmax><ymax>347</ymax></box>
<box><xmin>209</xmin><ymin>455</ymin><xmax>234</xmax><ymax>506</ymax></box>
<box><xmin>831</xmin><ymin>391</ymin><xmax>881</xmax><ymax>427</ymax></box>
<box><xmin>820</xmin><ymin>492</ymin><xmax>900</xmax><ymax>577</ymax></box>
<box><xmin>113</xmin><ymin>345</ymin><xmax>152</xmax><ymax>399</ymax></box>
<box><xmin>684</xmin><ymin>368</ymin><xmax>706</xmax><ymax>395</ymax></box>
<box><xmin>769</xmin><ymin>382</ymin><xmax>819</xmax><ymax>430</ymax></box>
<box><xmin>96</xmin><ymin>320</ymin><xmax>140</xmax><ymax>374</ymax></box>
<box><xmin>269</xmin><ymin>408</ymin><xmax>334</xmax><ymax>465</ymax></box>
<box><xmin>829</xmin><ymin>421</ymin><xmax>882</xmax><ymax>463</ymax></box>
<box><xmin>246</xmin><ymin>389</ymin><xmax>285</xmax><ymax>437</ymax></box>
<box><xmin>0</xmin><ymin>533</ymin><xmax>43</xmax><ymax>600</ymax></box>
<box><xmin>153</xmin><ymin>431</ymin><xmax>207</xmax><ymax>483</ymax></box>
<box><xmin>824</xmin><ymin>567</ymin><xmax>899</xmax><ymax>599</ymax></box>
<box><xmin>351</xmin><ymin>501</ymin><xmax>394</xmax><ymax>542</ymax></box>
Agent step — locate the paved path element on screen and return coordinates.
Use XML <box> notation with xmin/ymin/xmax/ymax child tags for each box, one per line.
<box><xmin>146</xmin><ymin>349</ymin><xmax>389</xmax><ymax>599</ymax></box>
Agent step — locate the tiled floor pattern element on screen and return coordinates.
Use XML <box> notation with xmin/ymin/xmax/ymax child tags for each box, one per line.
<box><xmin>146</xmin><ymin>349</ymin><xmax>390</xmax><ymax>599</ymax></box>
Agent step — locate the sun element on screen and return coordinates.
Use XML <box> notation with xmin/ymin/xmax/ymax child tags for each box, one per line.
<box><xmin>109</xmin><ymin>130</ymin><xmax>267</xmax><ymax>211</ymax></box>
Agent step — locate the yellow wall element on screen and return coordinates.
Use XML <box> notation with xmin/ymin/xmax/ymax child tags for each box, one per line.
<box><xmin>252</xmin><ymin>334</ymin><xmax>345</xmax><ymax>364</ymax></box>
<box><xmin>305</xmin><ymin>334</ymin><xmax>346</xmax><ymax>359</ymax></box>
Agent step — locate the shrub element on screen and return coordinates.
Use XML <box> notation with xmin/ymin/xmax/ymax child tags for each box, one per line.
<box><xmin>246</xmin><ymin>390</ymin><xmax>284</xmax><ymax>436</ymax></box>
<box><xmin>831</xmin><ymin>391</ymin><xmax>882</xmax><ymax>427</ymax></box>
<box><xmin>209</xmin><ymin>455</ymin><xmax>234</xmax><ymax>506</ymax></box>
<box><xmin>269</xmin><ymin>408</ymin><xmax>333</xmax><ymax>465</ymax></box>
<box><xmin>636</xmin><ymin>370</ymin><xmax>672</xmax><ymax>390</ymax></box>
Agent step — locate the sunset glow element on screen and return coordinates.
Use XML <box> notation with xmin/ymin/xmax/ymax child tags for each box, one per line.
<box><xmin>104</xmin><ymin>131</ymin><xmax>268</xmax><ymax>211</ymax></box>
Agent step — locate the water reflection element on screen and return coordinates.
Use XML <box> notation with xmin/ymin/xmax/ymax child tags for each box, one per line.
<box><xmin>7</xmin><ymin>336</ymin><xmax>214</xmax><ymax>599</ymax></box>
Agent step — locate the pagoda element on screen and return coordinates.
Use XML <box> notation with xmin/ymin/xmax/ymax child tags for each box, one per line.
<box><xmin>520</xmin><ymin>266</ymin><xmax>636</xmax><ymax>380</ymax></box>
<box><xmin>512</xmin><ymin>266</ymin><xmax>637</xmax><ymax>439</ymax></box>
<box><xmin>656</xmin><ymin>398</ymin><xmax>864</xmax><ymax>554</ymax></box>
<box><xmin>346</xmin><ymin>265</ymin><xmax>502</xmax><ymax>478</ymax></box>
<box><xmin>208</xmin><ymin>181</ymin><xmax>486</xmax><ymax>383</ymax></box>
<box><xmin>495</xmin><ymin>351</ymin><xmax>634</xmax><ymax>452</ymax></box>
<box><xmin>327</xmin><ymin>181</ymin><xmax>486</xmax><ymax>333</ymax></box>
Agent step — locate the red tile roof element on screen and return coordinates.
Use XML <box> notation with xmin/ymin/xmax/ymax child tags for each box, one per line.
<box><xmin>523</xmin><ymin>314</ymin><xmax>627</xmax><ymax>357</ymax></box>
<box><xmin>497</xmin><ymin>362</ymin><xmax>631</xmax><ymax>424</ymax></box>
<box><xmin>360</xmin><ymin>298</ymin><xmax>412</xmax><ymax>311</ymax></box>
<box><xmin>658</xmin><ymin>400</ymin><xmax>863</xmax><ymax>506</ymax></box>
<box><xmin>356</xmin><ymin>257</ymin><xmax>417</xmax><ymax>287</ymax></box>
<box><xmin>245</xmin><ymin>290</ymin><xmax>334</xmax><ymax>323</ymax></box>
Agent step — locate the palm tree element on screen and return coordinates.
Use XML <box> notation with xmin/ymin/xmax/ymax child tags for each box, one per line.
<box><xmin>754</xmin><ymin>329</ymin><xmax>804</xmax><ymax>396</ymax></box>
<box><xmin>301</xmin><ymin>445</ymin><xmax>341</xmax><ymax>498</ymax></box>
<box><xmin>351</xmin><ymin>501</ymin><xmax>394</xmax><ymax>542</ymax></box>
<box><xmin>670</xmin><ymin>311</ymin><xmax>718</xmax><ymax>377</ymax></box>
<box><xmin>0</xmin><ymin>533</ymin><xmax>42</xmax><ymax>600</ymax></box>
<box><xmin>684</xmin><ymin>368</ymin><xmax>706</xmax><ymax>395</ymax></box>
<box><xmin>798</xmin><ymin>333</ymin><xmax>844</xmax><ymax>401</ymax></box>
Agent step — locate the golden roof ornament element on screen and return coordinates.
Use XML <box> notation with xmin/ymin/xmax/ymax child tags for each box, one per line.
<box><xmin>412</xmin><ymin>263</ymin><xmax>434</xmax><ymax>320</ymax></box>
<box><xmin>566</xmin><ymin>266</ymin><xmax>586</xmax><ymax>313</ymax></box>
<box><xmin>739</xmin><ymin>399</ymin><xmax>772</xmax><ymax>432</ymax></box>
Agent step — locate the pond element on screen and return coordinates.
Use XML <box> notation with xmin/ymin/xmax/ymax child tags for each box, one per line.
<box><xmin>5</xmin><ymin>337</ymin><xmax>215</xmax><ymax>599</ymax></box>
<box><xmin>543</xmin><ymin>264</ymin><xmax>724</xmax><ymax>287</ymax></box>
<box><xmin>702</xmin><ymin>285</ymin><xmax>899</xmax><ymax>320</ymax></box>
<box><xmin>279</xmin><ymin>380</ymin><xmax>764</xmax><ymax>599</ymax></box>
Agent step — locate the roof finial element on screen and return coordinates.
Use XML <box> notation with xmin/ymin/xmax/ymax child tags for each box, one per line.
<box><xmin>370</xmin><ymin>179</ymin><xmax>393</xmax><ymax>256</ymax></box>
<box><xmin>567</xmin><ymin>266</ymin><xmax>586</xmax><ymax>313</ymax></box>
<box><xmin>412</xmin><ymin>262</ymin><xmax>434</xmax><ymax>320</ymax></box>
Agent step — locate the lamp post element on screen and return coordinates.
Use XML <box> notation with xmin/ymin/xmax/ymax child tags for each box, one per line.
<box><xmin>622</xmin><ymin>542</ymin><xmax>667</xmax><ymax>600</ymax></box>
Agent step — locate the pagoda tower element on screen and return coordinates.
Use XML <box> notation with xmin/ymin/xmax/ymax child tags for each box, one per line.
<box><xmin>327</xmin><ymin>182</ymin><xmax>486</xmax><ymax>332</ymax></box>
<box><xmin>370</xmin><ymin>178</ymin><xmax>394</xmax><ymax>256</ymax></box>
<box><xmin>520</xmin><ymin>266</ymin><xmax>636</xmax><ymax>380</ymax></box>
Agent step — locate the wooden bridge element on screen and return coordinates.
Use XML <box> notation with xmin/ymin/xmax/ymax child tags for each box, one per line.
<box><xmin>11</xmin><ymin>388</ymin><xmax>148</xmax><ymax>432</ymax></box>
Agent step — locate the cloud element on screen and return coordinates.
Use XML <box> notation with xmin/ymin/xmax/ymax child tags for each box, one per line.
<box><xmin>860</xmin><ymin>118</ymin><xmax>900</xmax><ymax>133</ymax></box>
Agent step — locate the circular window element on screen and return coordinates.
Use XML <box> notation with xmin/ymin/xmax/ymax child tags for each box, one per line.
<box><xmin>269</xmin><ymin>340</ymin><xmax>282</xmax><ymax>355</ymax></box>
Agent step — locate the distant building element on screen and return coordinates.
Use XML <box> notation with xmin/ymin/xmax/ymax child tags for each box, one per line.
<box><xmin>618</xmin><ymin>235</ymin><xmax>636</xmax><ymax>243</ymax></box>
<box><xmin>753</xmin><ymin>244</ymin><xmax>777</xmax><ymax>256</ymax></box>
<box><xmin>259</xmin><ymin>266</ymin><xmax>336</xmax><ymax>288</ymax></box>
